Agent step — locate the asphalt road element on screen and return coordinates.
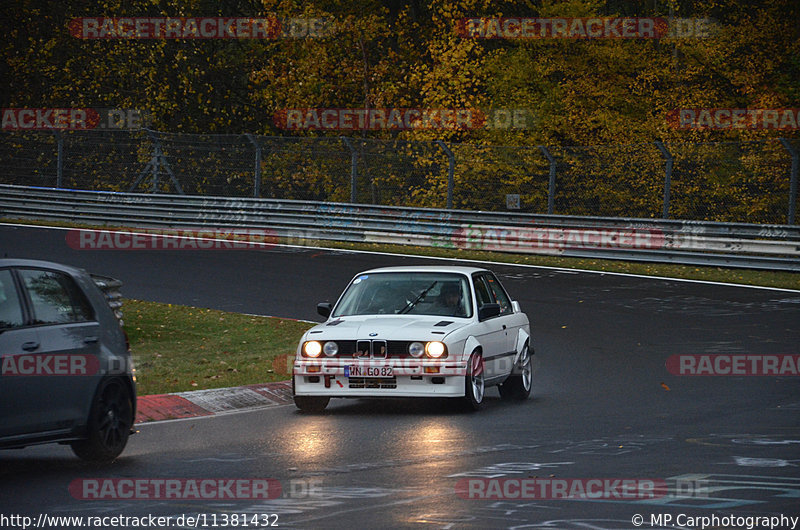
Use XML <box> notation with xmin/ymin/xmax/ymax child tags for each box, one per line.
<box><xmin>1</xmin><ymin>224</ymin><xmax>799</xmax><ymax>530</ymax></box>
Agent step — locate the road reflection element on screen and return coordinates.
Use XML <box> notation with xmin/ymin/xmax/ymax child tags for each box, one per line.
<box><xmin>284</xmin><ymin>418</ymin><xmax>338</xmax><ymax>464</ymax></box>
<box><xmin>406</xmin><ymin>419</ymin><xmax>464</xmax><ymax>457</ymax></box>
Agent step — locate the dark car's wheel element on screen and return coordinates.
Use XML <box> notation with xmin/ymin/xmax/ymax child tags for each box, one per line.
<box><xmin>499</xmin><ymin>342</ymin><xmax>532</xmax><ymax>401</ymax></box>
<box><xmin>294</xmin><ymin>395</ymin><xmax>330</xmax><ymax>413</ymax></box>
<box><xmin>71</xmin><ymin>378</ymin><xmax>133</xmax><ymax>463</ymax></box>
<box><xmin>464</xmin><ymin>351</ymin><xmax>485</xmax><ymax>411</ymax></box>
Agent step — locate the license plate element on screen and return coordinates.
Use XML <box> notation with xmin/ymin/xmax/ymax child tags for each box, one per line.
<box><xmin>345</xmin><ymin>365</ymin><xmax>393</xmax><ymax>378</ymax></box>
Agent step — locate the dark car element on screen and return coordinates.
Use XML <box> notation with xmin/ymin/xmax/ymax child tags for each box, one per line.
<box><xmin>0</xmin><ymin>259</ymin><xmax>136</xmax><ymax>462</ymax></box>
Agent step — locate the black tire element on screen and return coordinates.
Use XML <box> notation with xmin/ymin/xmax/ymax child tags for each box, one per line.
<box><xmin>291</xmin><ymin>374</ymin><xmax>330</xmax><ymax>413</ymax></box>
<box><xmin>463</xmin><ymin>351</ymin><xmax>485</xmax><ymax>411</ymax></box>
<box><xmin>293</xmin><ymin>395</ymin><xmax>330</xmax><ymax>413</ymax></box>
<box><xmin>499</xmin><ymin>343</ymin><xmax>532</xmax><ymax>401</ymax></box>
<box><xmin>71</xmin><ymin>378</ymin><xmax>133</xmax><ymax>462</ymax></box>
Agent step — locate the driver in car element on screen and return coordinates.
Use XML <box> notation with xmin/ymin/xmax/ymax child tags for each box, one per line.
<box><xmin>437</xmin><ymin>283</ymin><xmax>466</xmax><ymax>317</ymax></box>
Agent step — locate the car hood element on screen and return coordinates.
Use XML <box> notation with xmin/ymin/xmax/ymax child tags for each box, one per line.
<box><xmin>303</xmin><ymin>315</ymin><xmax>469</xmax><ymax>342</ymax></box>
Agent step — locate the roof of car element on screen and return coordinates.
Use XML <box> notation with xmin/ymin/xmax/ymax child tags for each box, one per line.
<box><xmin>357</xmin><ymin>265</ymin><xmax>490</xmax><ymax>275</ymax></box>
<box><xmin>0</xmin><ymin>258</ymin><xmax>87</xmax><ymax>275</ymax></box>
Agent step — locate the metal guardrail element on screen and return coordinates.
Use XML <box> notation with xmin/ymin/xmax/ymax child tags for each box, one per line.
<box><xmin>1</xmin><ymin>184</ymin><xmax>799</xmax><ymax>271</ymax></box>
<box><xmin>90</xmin><ymin>274</ymin><xmax>124</xmax><ymax>325</ymax></box>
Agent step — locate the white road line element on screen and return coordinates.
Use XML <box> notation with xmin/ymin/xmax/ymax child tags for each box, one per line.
<box><xmin>3</xmin><ymin>222</ymin><xmax>798</xmax><ymax>293</ymax></box>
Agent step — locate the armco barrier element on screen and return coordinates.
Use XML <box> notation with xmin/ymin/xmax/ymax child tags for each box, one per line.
<box><xmin>1</xmin><ymin>184</ymin><xmax>798</xmax><ymax>271</ymax></box>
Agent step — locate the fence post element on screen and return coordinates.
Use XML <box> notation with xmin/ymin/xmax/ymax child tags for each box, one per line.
<box><xmin>655</xmin><ymin>141</ymin><xmax>673</xmax><ymax>219</ymax></box>
<box><xmin>780</xmin><ymin>138</ymin><xmax>798</xmax><ymax>225</ymax></box>
<box><xmin>435</xmin><ymin>140</ymin><xmax>454</xmax><ymax>209</ymax></box>
<box><xmin>340</xmin><ymin>136</ymin><xmax>358</xmax><ymax>203</ymax></box>
<box><xmin>52</xmin><ymin>130</ymin><xmax>63</xmax><ymax>189</ymax></box>
<box><xmin>129</xmin><ymin>129</ymin><xmax>184</xmax><ymax>194</ymax></box>
<box><xmin>539</xmin><ymin>146</ymin><xmax>556</xmax><ymax>215</ymax></box>
<box><xmin>245</xmin><ymin>134</ymin><xmax>261</xmax><ymax>198</ymax></box>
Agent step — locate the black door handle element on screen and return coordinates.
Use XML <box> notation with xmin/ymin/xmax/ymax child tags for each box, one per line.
<box><xmin>21</xmin><ymin>341</ymin><xmax>40</xmax><ymax>351</ymax></box>
<box><xmin>84</xmin><ymin>336</ymin><xmax>99</xmax><ymax>344</ymax></box>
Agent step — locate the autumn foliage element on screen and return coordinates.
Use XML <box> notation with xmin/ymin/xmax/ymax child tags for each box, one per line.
<box><xmin>1</xmin><ymin>0</ymin><xmax>798</xmax><ymax>221</ymax></box>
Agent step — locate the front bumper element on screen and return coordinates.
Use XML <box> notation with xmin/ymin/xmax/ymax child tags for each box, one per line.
<box><xmin>293</xmin><ymin>359</ymin><xmax>468</xmax><ymax>398</ymax></box>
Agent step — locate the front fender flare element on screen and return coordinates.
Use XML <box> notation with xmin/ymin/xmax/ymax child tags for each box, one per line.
<box><xmin>462</xmin><ymin>336</ymin><xmax>483</xmax><ymax>365</ymax></box>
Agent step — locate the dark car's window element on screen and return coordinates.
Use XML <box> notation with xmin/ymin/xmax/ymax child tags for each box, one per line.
<box><xmin>18</xmin><ymin>269</ymin><xmax>94</xmax><ymax>325</ymax></box>
<box><xmin>0</xmin><ymin>269</ymin><xmax>24</xmax><ymax>329</ymax></box>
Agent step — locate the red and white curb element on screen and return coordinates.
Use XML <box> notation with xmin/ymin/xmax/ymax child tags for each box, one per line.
<box><xmin>135</xmin><ymin>381</ymin><xmax>293</xmax><ymax>423</ymax></box>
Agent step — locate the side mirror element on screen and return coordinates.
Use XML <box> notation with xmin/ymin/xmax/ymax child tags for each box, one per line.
<box><xmin>317</xmin><ymin>303</ymin><xmax>332</xmax><ymax>318</ymax></box>
<box><xmin>511</xmin><ymin>300</ymin><xmax>521</xmax><ymax>313</ymax></box>
<box><xmin>478</xmin><ymin>303</ymin><xmax>501</xmax><ymax>320</ymax></box>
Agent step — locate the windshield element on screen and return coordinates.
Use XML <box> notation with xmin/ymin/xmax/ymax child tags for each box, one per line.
<box><xmin>332</xmin><ymin>272</ymin><xmax>472</xmax><ymax>318</ymax></box>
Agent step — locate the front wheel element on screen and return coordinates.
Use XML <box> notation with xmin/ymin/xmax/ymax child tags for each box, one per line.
<box><xmin>499</xmin><ymin>343</ymin><xmax>532</xmax><ymax>401</ymax></box>
<box><xmin>293</xmin><ymin>395</ymin><xmax>330</xmax><ymax>413</ymax></box>
<box><xmin>464</xmin><ymin>351</ymin><xmax>485</xmax><ymax>411</ymax></box>
<box><xmin>292</xmin><ymin>374</ymin><xmax>329</xmax><ymax>413</ymax></box>
<box><xmin>71</xmin><ymin>378</ymin><xmax>133</xmax><ymax>462</ymax></box>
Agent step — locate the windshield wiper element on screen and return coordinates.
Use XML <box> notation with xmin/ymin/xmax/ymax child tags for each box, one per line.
<box><xmin>399</xmin><ymin>281</ymin><xmax>438</xmax><ymax>314</ymax></box>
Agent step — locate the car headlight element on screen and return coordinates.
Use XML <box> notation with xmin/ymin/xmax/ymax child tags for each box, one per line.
<box><xmin>426</xmin><ymin>341</ymin><xmax>445</xmax><ymax>358</ymax></box>
<box><xmin>323</xmin><ymin>341</ymin><xmax>339</xmax><ymax>357</ymax></box>
<box><xmin>304</xmin><ymin>341</ymin><xmax>322</xmax><ymax>357</ymax></box>
<box><xmin>408</xmin><ymin>341</ymin><xmax>425</xmax><ymax>358</ymax></box>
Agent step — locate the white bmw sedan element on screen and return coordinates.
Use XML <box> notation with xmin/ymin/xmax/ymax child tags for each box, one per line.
<box><xmin>292</xmin><ymin>266</ymin><xmax>532</xmax><ymax>412</ymax></box>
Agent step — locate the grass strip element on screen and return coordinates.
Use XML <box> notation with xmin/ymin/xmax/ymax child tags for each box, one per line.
<box><xmin>124</xmin><ymin>299</ymin><xmax>313</xmax><ymax>396</ymax></box>
<box><xmin>300</xmin><ymin>239</ymin><xmax>800</xmax><ymax>291</ymax></box>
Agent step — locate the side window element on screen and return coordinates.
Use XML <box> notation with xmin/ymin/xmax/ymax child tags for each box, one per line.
<box><xmin>0</xmin><ymin>269</ymin><xmax>24</xmax><ymax>329</ymax></box>
<box><xmin>18</xmin><ymin>269</ymin><xmax>94</xmax><ymax>325</ymax></box>
<box><xmin>484</xmin><ymin>273</ymin><xmax>513</xmax><ymax>315</ymax></box>
<box><xmin>473</xmin><ymin>275</ymin><xmax>493</xmax><ymax>307</ymax></box>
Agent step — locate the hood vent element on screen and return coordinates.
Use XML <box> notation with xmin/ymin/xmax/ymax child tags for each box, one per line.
<box><xmin>434</xmin><ymin>320</ymin><xmax>453</xmax><ymax>327</ymax></box>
